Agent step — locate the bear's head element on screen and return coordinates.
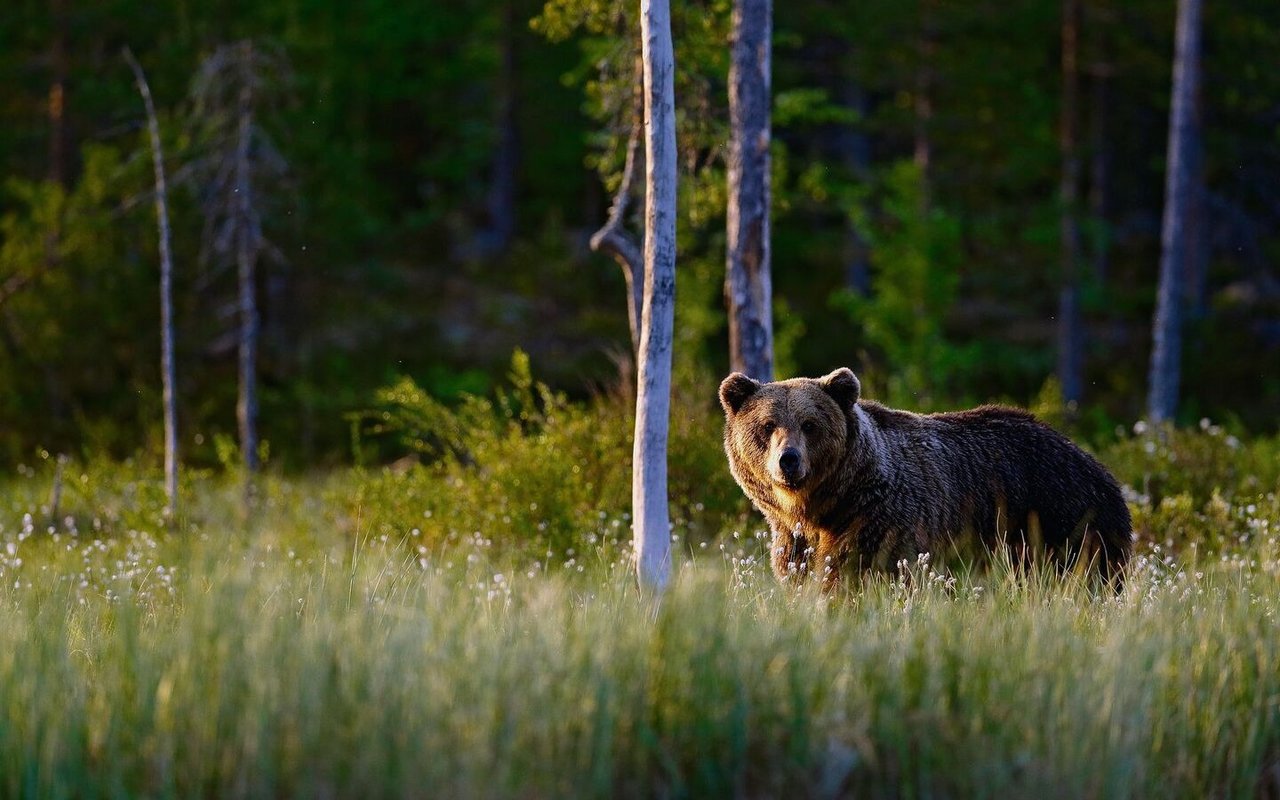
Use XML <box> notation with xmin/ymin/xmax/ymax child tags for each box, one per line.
<box><xmin>718</xmin><ymin>368</ymin><xmax>861</xmax><ymax>497</ymax></box>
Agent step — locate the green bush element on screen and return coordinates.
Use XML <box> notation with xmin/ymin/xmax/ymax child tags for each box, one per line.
<box><xmin>1101</xmin><ymin>420</ymin><xmax>1279</xmax><ymax>505</ymax></box>
<box><xmin>1101</xmin><ymin>422</ymin><xmax>1280</xmax><ymax>556</ymax></box>
<box><xmin>343</xmin><ymin>351</ymin><xmax>750</xmax><ymax>564</ymax></box>
<box><xmin>1</xmin><ymin>511</ymin><xmax>1280</xmax><ymax>797</ymax></box>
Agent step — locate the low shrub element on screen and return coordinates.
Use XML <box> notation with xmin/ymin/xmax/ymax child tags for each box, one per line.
<box><xmin>342</xmin><ymin>351</ymin><xmax>750</xmax><ymax>563</ymax></box>
<box><xmin>1101</xmin><ymin>421</ymin><xmax>1279</xmax><ymax>557</ymax></box>
<box><xmin>1100</xmin><ymin>420</ymin><xmax>1279</xmax><ymax>505</ymax></box>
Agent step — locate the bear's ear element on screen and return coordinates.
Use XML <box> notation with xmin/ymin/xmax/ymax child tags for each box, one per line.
<box><xmin>719</xmin><ymin>372</ymin><xmax>761</xmax><ymax>415</ymax></box>
<box><xmin>818</xmin><ymin>367</ymin><xmax>861</xmax><ymax>409</ymax></box>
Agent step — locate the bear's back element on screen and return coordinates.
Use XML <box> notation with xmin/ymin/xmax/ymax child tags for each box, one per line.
<box><xmin>858</xmin><ymin>400</ymin><xmax>1129</xmax><ymax>567</ymax></box>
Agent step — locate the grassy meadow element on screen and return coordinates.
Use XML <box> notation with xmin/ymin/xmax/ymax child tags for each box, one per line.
<box><xmin>2</xmin><ymin>384</ymin><xmax>1279</xmax><ymax>798</ymax></box>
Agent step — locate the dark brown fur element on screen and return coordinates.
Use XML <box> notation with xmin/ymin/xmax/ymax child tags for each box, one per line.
<box><xmin>719</xmin><ymin>368</ymin><xmax>1132</xmax><ymax>589</ymax></box>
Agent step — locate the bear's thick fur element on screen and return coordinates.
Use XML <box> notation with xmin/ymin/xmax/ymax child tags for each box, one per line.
<box><xmin>719</xmin><ymin>368</ymin><xmax>1131</xmax><ymax>588</ymax></box>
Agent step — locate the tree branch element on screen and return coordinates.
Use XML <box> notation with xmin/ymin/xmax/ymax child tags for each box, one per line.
<box><xmin>589</xmin><ymin>60</ymin><xmax>645</xmax><ymax>355</ymax></box>
<box><xmin>0</xmin><ymin>266</ymin><xmax>49</xmax><ymax>312</ymax></box>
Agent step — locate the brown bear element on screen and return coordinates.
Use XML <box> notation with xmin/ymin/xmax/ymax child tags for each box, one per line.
<box><xmin>719</xmin><ymin>368</ymin><xmax>1131</xmax><ymax>589</ymax></box>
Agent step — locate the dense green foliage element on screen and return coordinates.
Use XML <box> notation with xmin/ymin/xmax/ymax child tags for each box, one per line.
<box><xmin>1</xmin><ymin>0</ymin><xmax>1277</xmax><ymax>466</ymax></box>
<box><xmin>1</xmin><ymin>430</ymin><xmax>1278</xmax><ymax>796</ymax></box>
<box><xmin>346</xmin><ymin>352</ymin><xmax>746</xmax><ymax>559</ymax></box>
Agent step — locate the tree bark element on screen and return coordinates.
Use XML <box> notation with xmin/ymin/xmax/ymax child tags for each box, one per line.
<box><xmin>634</xmin><ymin>0</ymin><xmax>676</xmax><ymax>594</ymax></box>
<box><xmin>1057</xmin><ymin>0</ymin><xmax>1085</xmax><ymax>408</ymax></box>
<box><xmin>1147</xmin><ymin>0</ymin><xmax>1202</xmax><ymax>424</ymax></box>
<box><xmin>235</xmin><ymin>42</ymin><xmax>261</xmax><ymax>475</ymax></box>
<box><xmin>485</xmin><ymin>0</ymin><xmax>519</xmax><ymax>255</ymax></box>
<box><xmin>48</xmin><ymin>0</ymin><xmax>70</xmax><ymax>188</ymax></box>
<box><xmin>124</xmin><ymin>47</ymin><xmax>179</xmax><ymax>519</ymax></box>
<box><xmin>1182</xmin><ymin>78</ymin><xmax>1208</xmax><ymax>319</ymax></box>
<box><xmin>725</xmin><ymin>0</ymin><xmax>773</xmax><ymax>382</ymax></box>
<box><xmin>1087</xmin><ymin>62</ymin><xmax>1112</xmax><ymax>284</ymax></box>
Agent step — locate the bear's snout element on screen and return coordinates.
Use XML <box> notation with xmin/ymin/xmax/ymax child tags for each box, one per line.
<box><xmin>774</xmin><ymin>446</ymin><xmax>807</xmax><ymax>486</ymax></box>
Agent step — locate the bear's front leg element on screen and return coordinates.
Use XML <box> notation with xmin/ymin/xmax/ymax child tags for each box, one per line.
<box><xmin>813</xmin><ymin>531</ymin><xmax>851</xmax><ymax>593</ymax></box>
<box><xmin>770</xmin><ymin>524</ymin><xmax>813</xmax><ymax>584</ymax></box>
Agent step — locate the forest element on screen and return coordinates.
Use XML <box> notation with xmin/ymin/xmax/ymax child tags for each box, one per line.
<box><xmin>2</xmin><ymin>0</ymin><xmax>1277</xmax><ymax>469</ymax></box>
<box><xmin>2</xmin><ymin>0</ymin><xmax>1280</xmax><ymax>796</ymax></box>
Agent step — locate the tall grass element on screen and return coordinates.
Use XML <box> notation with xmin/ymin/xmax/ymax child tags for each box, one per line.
<box><xmin>1</xmin><ymin>502</ymin><xmax>1278</xmax><ymax>798</ymax></box>
<box><xmin>4</xmin><ymin>401</ymin><xmax>1278</xmax><ymax>797</ymax></box>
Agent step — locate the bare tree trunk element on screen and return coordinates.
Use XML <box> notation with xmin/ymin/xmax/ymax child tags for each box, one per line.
<box><xmin>1088</xmin><ymin>63</ymin><xmax>1112</xmax><ymax>284</ymax></box>
<box><xmin>589</xmin><ymin>62</ymin><xmax>645</xmax><ymax>356</ymax></box>
<box><xmin>485</xmin><ymin>0</ymin><xmax>519</xmax><ymax>254</ymax></box>
<box><xmin>124</xmin><ymin>47</ymin><xmax>179</xmax><ymax>518</ymax></box>
<box><xmin>48</xmin><ymin>0</ymin><xmax>70</xmax><ymax>188</ymax></box>
<box><xmin>1057</xmin><ymin>0</ymin><xmax>1085</xmax><ymax>408</ymax></box>
<box><xmin>39</xmin><ymin>0</ymin><xmax>70</xmax><ymax>315</ymax></box>
<box><xmin>634</xmin><ymin>0</ymin><xmax>676</xmax><ymax>594</ymax></box>
<box><xmin>725</xmin><ymin>0</ymin><xmax>773</xmax><ymax>382</ymax></box>
<box><xmin>235</xmin><ymin>43</ymin><xmax>260</xmax><ymax>476</ymax></box>
<box><xmin>1147</xmin><ymin>0</ymin><xmax>1202</xmax><ymax>424</ymax></box>
<box><xmin>1182</xmin><ymin>81</ymin><xmax>1208</xmax><ymax>319</ymax></box>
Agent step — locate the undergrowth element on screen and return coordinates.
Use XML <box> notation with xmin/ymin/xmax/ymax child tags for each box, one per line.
<box><xmin>0</xmin><ymin>497</ymin><xmax>1278</xmax><ymax>798</ymax></box>
<box><xmin>1</xmin><ymin>372</ymin><xmax>1277</xmax><ymax>797</ymax></box>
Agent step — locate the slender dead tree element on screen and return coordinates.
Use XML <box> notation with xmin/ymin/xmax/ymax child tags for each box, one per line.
<box><xmin>634</xmin><ymin>0</ymin><xmax>677</xmax><ymax>594</ymax></box>
<box><xmin>486</xmin><ymin>0</ymin><xmax>519</xmax><ymax>255</ymax></box>
<box><xmin>123</xmin><ymin>46</ymin><xmax>178</xmax><ymax>519</ymax></box>
<box><xmin>1057</xmin><ymin>0</ymin><xmax>1085</xmax><ymax>408</ymax></box>
<box><xmin>725</xmin><ymin>0</ymin><xmax>774</xmax><ymax>382</ymax></box>
<box><xmin>189</xmin><ymin>41</ymin><xmax>291</xmax><ymax>488</ymax></box>
<box><xmin>1182</xmin><ymin>74</ymin><xmax>1209</xmax><ymax>320</ymax></box>
<box><xmin>233</xmin><ymin>46</ymin><xmax>260</xmax><ymax>477</ymax></box>
<box><xmin>1147</xmin><ymin>0</ymin><xmax>1202</xmax><ymax>423</ymax></box>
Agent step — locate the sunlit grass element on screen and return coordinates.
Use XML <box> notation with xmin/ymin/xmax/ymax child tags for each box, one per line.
<box><xmin>0</xmin><ymin>467</ymin><xmax>1278</xmax><ymax>798</ymax></box>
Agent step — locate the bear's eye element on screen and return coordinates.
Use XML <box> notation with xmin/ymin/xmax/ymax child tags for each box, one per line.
<box><xmin>761</xmin><ymin>421</ymin><xmax>777</xmax><ymax>436</ymax></box>
<box><xmin>801</xmin><ymin>420</ymin><xmax>816</xmax><ymax>434</ymax></box>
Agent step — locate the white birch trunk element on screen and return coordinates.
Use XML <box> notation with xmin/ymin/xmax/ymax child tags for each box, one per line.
<box><xmin>726</xmin><ymin>0</ymin><xmax>774</xmax><ymax>382</ymax></box>
<box><xmin>634</xmin><ymin>0</ymin><xmax>676</xmax><ymax>594</ymax></box>
<box><xmin>1147</xmin><ymin>0</ymin><xmax>1201</xmax><ymax>423</ymax></box>
<box><xmin>124</xmin><ymin>47</ymin><xmax>179</xmax><ymax>518</ymax></box>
